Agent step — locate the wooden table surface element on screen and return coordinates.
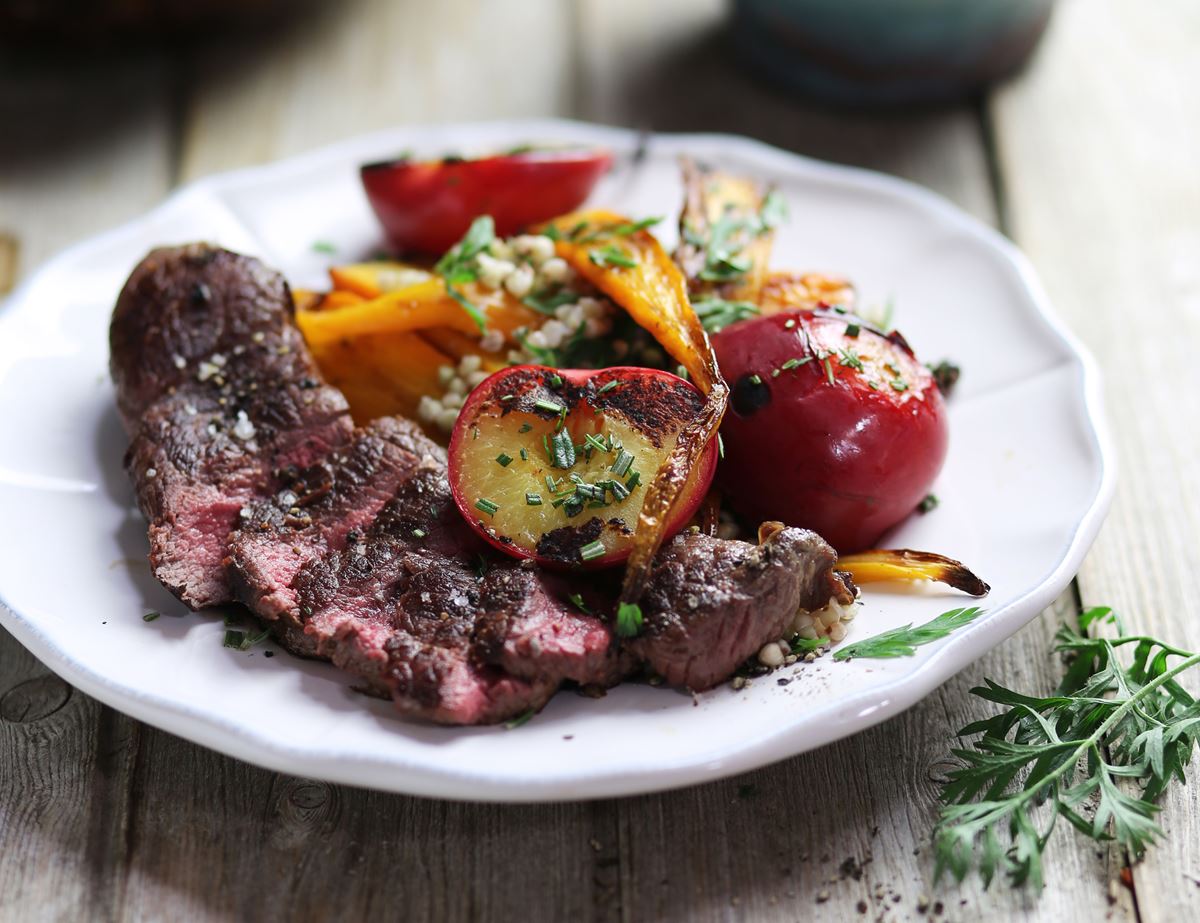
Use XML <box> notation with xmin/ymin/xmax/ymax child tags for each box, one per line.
<box><xmin>2</xmin><ymin>1</ymin><xmax>1197</xmax><ymax>920</ymax></box>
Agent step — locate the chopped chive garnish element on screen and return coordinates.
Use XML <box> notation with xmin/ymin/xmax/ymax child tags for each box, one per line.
<box><xmin>412</xmin><ymin>527</ymin><xmax>427</xmax><ymax>538</ymax></box>
<box><xmin>223</xmin><ymin>629</ymin><xmax>245</xmax><ymax>649</ymax></box>
<box><xmin>718</xmin><ymin>433</ymin><xmax>725</xmax><ymax>460</ymax></box>
<box><xmin>748</xmin><ymin>373</ymin><xmax>762</xmax><ymax>385</ymax></box>
<box><xmin>519</xmin><ymin>422</ymin><xmax>532</xmax><ymax>433</ymax></box>
<box><xmin>142</xmin><ymin>611</ymin><xmax>160</xmax><ymax>622</ymax></box>
<box><xmin>504</xmin><ymin>708</ymin><xmax>535</xmax><ymax>730</ymax></box>
<box><xmin>838</xmin><ymin>348</ymin><xmax>864</xmax><ymax>371</ymax></box>
<box><xmin>475</xmin><ymin>498</ymin><xmax>499</xmax><ymax>517</ymax></box>
<box><xmin>824</xmin><ymin>358</ymin><xmax>835</xmax><ymax>385</ymax></box>
<box><xmin>584</xmin><ymin>433</ymin><xmax>608</xmax><ymax>454</ymax></box>
<box><xmin>625</xmin><ymin>471</ymin><xmax>641</xmax><ymax>490</ymax></box>
<box><xmin>596</xmin><ymin>379</ymin><xmax>619</xmax><ymax>395</ymax></box>
<box><xmin>551</xmin><ymin>429</ymin><xmax>576</xmax><ymax>468</ymax></box>
<box><xmin>918</xmin><ymin>493</ymin><xmax>939</xmax><ymax>513</ymax></box>
<box><xmin>615</xmin><ymin>601</ymin><xmax>643</xmax><ymax>638</ymax></box>
<box><xmin>563</xmin><ymin>496</ymin><xmax>584</xmax><ymax>517</ymax></box>
<box><xmin>548</xmin><ymin>374</ymin><xmax>563</xmax><ymax>388</ymax></box>
<box><xmin>519</xmin><ymin>447</ymin><xmax>528</xmax><ymax>461</ymax></box>
<box><xmin>545</xmin><ymin>474</ymin><xmax>558</xmax><ymax>492</ymax></box>
<box><xmin>609</xmin><ymin>479</ymin><xmax>630</xmax><ymax>501</ymax></box>
<box><xmin>845</xmin><ymin>323</ymin><xmax>861</xmax><ymax>337</ymax></box>
<box><xmin>543</xmin><ymin>433</ymin><xmax>552</xmax><ymax>463</ymax></box>
<box><xmin>500</xmin><ymin>394</ymin><xmax>515</xmax><ymax>402</ymax></box>
<box><xmin>868</xmin><ymin>380</ymin><xmax>880</xmax><ymax>390</ymax></box>
<box><xmin>526</xmin><ymin>492</ymin><xmax>543</xmax><ymax>506</ymax></box>
<box><xmin>771</xmin><ymin>369</ymin><xmax>781</xmax><ymax>378</ymax></box>
<box><xmin>587</xmin><ymin>244</ymin><xmax>638</xmax><ymax>269</ymax></box>
<box><xmin>784</xmin><ymin>318</ymin><xmax>797</xmax><ymax>329</ymax></box>
<box><xmin>311</xmin><ymin>240</ymin><xmax>337</xmax><ymax>254</ymax></box>
<box><xmin>781</xmin><ymin>357</ymin><xmax>810</xmax><ymax>370</ymax></box>
<box><xmin>535</xmin><ymin>398</ymin><xmax>565</xmax><ymax>415</ymax></box>
<box><xmin>496</xmin><ymin>453</ymin><xmax>513</xmax><ymax>467</ymax></box>
<box><xmin>568</xmin><ymin>593</ymin><xmax>592</xmax><ymax>614</ymax></box>
<box><xmin>611</xmin><ymin>449</ymin><xmax>635</xmax><ymax>477</ymax></box>
<box><xmin>578</xmin><ymin>540</ymin><xmax>606</xmax><ymax>562</ymax></box>
<box><xmin>473</xmin><ymin>427</ymin><xmax>479</xmax><ymax>440</ymax></box>
<box><xmin>890</xmin><ymin>379</ymin><xmax>909</xmax><ymax>392</ymax></box>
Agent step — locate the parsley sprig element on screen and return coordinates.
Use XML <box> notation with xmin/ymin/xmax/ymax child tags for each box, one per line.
<box><xmin>434</xmin><ymin>215</ymin><xmax>495</xmax><ymax>333</ymax></box>
<box><xmin>934</xmin><ymin>607</ymin><xmax>1200</xmax><ymax>889</ymax></box>
<box><xmin>833</xmin><ymin>606</ymin><xmax>986</xmax><ymax>661</ymax></box>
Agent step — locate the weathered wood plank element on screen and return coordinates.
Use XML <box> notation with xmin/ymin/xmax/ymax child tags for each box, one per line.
<box><xmin>178</xmin><ymin>0</ymin><xmax>575</xmax><ymax>181</ymax></box>
<box><xmin>991</xmin><ymin>0</ymin><xmax>1200</xmax><ymax>919</ymax></box>
<box><xmin>0</xmin><ymin>51</ymin><xmax>173</xmax><ymax>923</ymax></box>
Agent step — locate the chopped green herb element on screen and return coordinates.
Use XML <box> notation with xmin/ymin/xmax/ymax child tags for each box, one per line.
<box><xmin>311</xmin><ymin>240</ymin><xmax>337</xmax><ymax>255</ymax></box>
<box><xmin>223</xmin><ymin>629</ymin><xmax>245</xmax><ymax>649</ymax></box>
<box><xmin>596</xmin><ymin>379</ymin><xmax>619</xmax><ymax>395</ymax></box>
<box><xmin>609</xmin><ymin>479</ymin><xmax>630</xmax><ymax>501</ymax></box>
<box><xmin>548</xmin><ymin>374</ymin><xmax>563</xmax><ymax>388</ymax></box>
<box><xmin>759</xmin><ymin>189</ymin><xmax>789</xmax><ymax>229</ymax></box>
<box><xmin>927</xmin><ymin>359</ymin><xmax>961</xmax><ymax>396</ymax></box>
<box><xmin>579</xmin><ymin>540</ymin><xmax>606</xmax><ymax>562</ymax></box>
<box><xmin>534</xmin><ymin>398</ymin><xmax>566</xmax><ymax>416</ymax></box>
<box><xmin>844</xmin><ymin>323</ymin><xmax>861</xmax><ymax>338</ymax></box>
<box><xmin>611</xmin><ymin>449</ymin><xmax>635</xmax><ymax>477</ymax></box>
<box><xmin>717</xmin><ymin>433</ymin><xmax>725</xmax><ymax>460</ymax></box>
<box><xmin>781</xmin><ymin>357</ymin><xmax>810</xmax><ymax>370</ymax></box>
<box><xmin>625</xmin><ymin>471</ymin><xmax>641</xmax><ymax>490</ymax></box>
<box><xmin>824</xmin><ymin>357</ymin><xmax>835</xmax><ymax>386</ymax></box>
<box><xmin>918</xmin><ymin>493</ymin><xmax>939</xmax><ymax>514</ymax></box>
<box><xmin>412</xmin><ymin>528</ymin><xmax>427</xmax><ymax>538</ymax></box>
<box><xmin>615</xmin><ymin>601</ymin><xmax>643</xmax><ymax>638</ymax></box>
<box><xmin>500</xmin><ymin>394</ymin><xmax>515</xmax><ymax>402</ymax></box>
<box><xmin>504</xmin><ymin>708</ymin><xmax>535</xmax><ymax>730</ymax></box>
<box><xmin>525</xmin><ymin>492</ymin><xmax>543</xmax><ymax>506</ymax></box>
<box><xmin>890</xmin><ymin>379</ymin><xmax>909</xmax><ymax>392</ymax></box>
<box><xmin>475</xmin><ymin>497</ymin><xmax>499</xmax><ymax>517</ymax></box>
<box><xmin>142</xmin><ymin>611</ymin><xmax>160</xmax><ymax>622</ymax></box>
<box><xmin>692</xmin><ymin>297</ymin><xmax>760</xmax><ymax>333</ymax></box>
<box><xmin>550</xmin><ymin>429</ymin><xmax>576</xmax><ymax>469</ymax></box>
<box><xmin>568</xmin><ymin>593</ymin><xmax>592</xmax><ymax>614</ymax></box>
<box><xmin>519</xmin><ymin>447</ymin><xmax>528</xmax><ymax>461</ymax></box>
<box><xmin>522</xmin><ymin>289</ymin><xmax>577</xmax><ymax>316</ymax></box>
<box><xmin>519</xmin><ymin>422</ymin><xmax>533</xmax><ymax>433</ymax></box>
<box><xmin>784</xmin><ymin>318</ymin><xmax>797</xmax><ymax>330</ymax></box>
<box><xmin>588</xmin><ymin>244</ymin><xmax>638</xmax><ymax>269</ymax></box>
<box><xmin>433</xmin><ymin>215</ymin><xmax>495</xmax><ymax>334</ymax></box>
<box><xmin>584</xmin><ymin>432</ymin><xmax>609</xmax><ymax>454</ymax></box>
<box><xmin>838</xmin><ymin>348</ymin><xmax>864</xmax><ymax>372</ymax></box>
<box><xmin>748</xmin><ymin>373</ymin><xmax>762</xmax><ymax>385</ymax></box>
<box><xmin>790</xmin><ymin>636</ymin><xmax>826</xmax><ymax>654</ymax></box>
<box><xmin>495</xmin><ymin>453</ymin><xmax>513</xmax><ymax>467</ymax></box>
<box><xmin>545</xmin><ymin>474</ymin><xmax>558</xmax><ymax>493</ymax></box>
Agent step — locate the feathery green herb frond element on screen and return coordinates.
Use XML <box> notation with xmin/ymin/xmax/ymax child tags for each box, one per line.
<box><xmin>832</xmin><ymin>607</ymin><xmax>985</xmax><ymax>661</ymax></box>
<box><xmin>933</xmin><ymin>607</ymin><xmax>1200</xmax><ymax>889</ymax></box>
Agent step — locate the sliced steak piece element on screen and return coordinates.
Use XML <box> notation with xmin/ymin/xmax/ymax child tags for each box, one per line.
<box><xmin>475</xmin><ymin>566</ymin><xmax>630</xmax><ymax>688</ymax></box>
<box><xmin>111</xmin><ymin>244</ymin><xmax>353</xmax><ymax>608</ymax></box>
<box><xmin>627</xmin><ymin>526</ymin><xmax>854</xmax><ymax>691</ymax></box>
<box><xmin>227</xmin><ymin>416</ymin><xmax>441</xmax><ymax>623</ymax></box>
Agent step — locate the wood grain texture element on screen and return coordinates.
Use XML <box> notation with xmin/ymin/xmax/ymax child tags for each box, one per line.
<box><xmin>991</xmin><ymin>0</ymin><xmax>1200</xmax><ymax>918</ymax></box>
<box><xmin>0</xmin><ymin>50</ymin><xmax>171</xmax><ymax>923</ymax></box>
<box><xmin>178</xmin><ymin>0</ymin><xmax>575</xmax><ymax>181</ymax></box>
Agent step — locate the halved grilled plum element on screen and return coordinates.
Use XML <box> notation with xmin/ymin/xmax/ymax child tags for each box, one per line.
<box><xmin>448</xmin><ymin>365</ymin><xmax>717</xmax><ymax>568</ymax></box>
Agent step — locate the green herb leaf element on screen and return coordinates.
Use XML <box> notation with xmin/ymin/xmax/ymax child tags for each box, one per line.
<box><xmin>933</xmin><ymin>609</ymin><xmax>1200</xmax><ymax>888</ymax></box>
<box><xmin>692</xmin><ymin>297</ymin><xmax>760</xmax><ymax>333</ymax></box>
<box><xmin>568</xmin><ymin>593</ymin><xmax>592</xmax><ymax>615</ymax></box>
<box><xmin>504</xmin><ymin>708</ymin><xmax>535</xmax><ymax>730</ymax></box>
<box><xmin>496</xmin><ymin>453</ymin><xmax>513</xmax><ymax>467</ymax></box>
<box><xmin>578</xmin><ymin>540</ymin><xmax>606</xmax><ymax>562</ymax></box>
<box><xmin>616</xmin><ymin>601</ymin><xmax>643</xmax><ymax>638</ymax></box>
<box><xmin>588</xmin><ymin>244</ymin><xmax>638</xmax><ymax>269</ymax></box>
<box><xmin>142</xmin><ymin>612</ymin><xmax>160</xmax><ymax>622</ymax></box>
<box><xmin>918</xmin><ymin>493</ymin><xmax>939</xmax><ymax>514</ymax></box>
<box><xmin>474</xmin><ymin>497</ymin><xmax>499</xmax><ymax>517</ymax></box>
<box><xmin>434</xmin><ymin>216</ymin><xmax>495</xmax><ymax>334</ymax></box>
<box><xmin>833</xmin><ymin>607</ymin><xmax>986</xmax><ymax>661</ymax></box>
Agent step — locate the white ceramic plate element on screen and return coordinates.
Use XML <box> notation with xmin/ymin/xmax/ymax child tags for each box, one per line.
<box><xmin>0</xmin><ymin>120</ymin><xmax>1113</xmax><ymax>801</ymax></box>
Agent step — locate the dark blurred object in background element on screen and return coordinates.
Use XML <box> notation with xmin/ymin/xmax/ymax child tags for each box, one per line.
<box><xmin>732</xmin><ymin>0</ymin><xmax>1054</xmax><ymax>106</ymax></box>
<box><xmin>0</xmin><ymin>0</ymin><xmax>309</xmax><ymax>46</ymax></box>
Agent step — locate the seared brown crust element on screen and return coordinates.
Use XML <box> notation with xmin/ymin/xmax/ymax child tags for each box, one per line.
<box><xmin>111</xmin><ymin>244</ymin><xmax>353</xmax><ymax>607</ymax></box>
<box><xmin>630</xmin><ymin>527</ymin><xmax>854</xmax><ymax>691</ymax></box>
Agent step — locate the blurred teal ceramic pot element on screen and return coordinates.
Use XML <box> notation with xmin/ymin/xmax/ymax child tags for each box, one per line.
<box><xmin>732</xmin><ymin>0</ymin><xmax>1054</xmax><ymax>105</ymax></box>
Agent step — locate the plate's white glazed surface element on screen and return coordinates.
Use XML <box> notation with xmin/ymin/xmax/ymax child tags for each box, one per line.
<box><xmin>0</xmin><ymin>121</ymin><xmax>1113</xmax><ymax>801</ymax></box>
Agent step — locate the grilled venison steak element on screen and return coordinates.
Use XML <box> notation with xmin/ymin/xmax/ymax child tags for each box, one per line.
<box><xmin>629</xmin><ymin>526</ymin><xmax>854</xmax><ymax>690</ymax></box>
<box><xmin>112</xmin><ymin>244</ymin><xmax>854</xmax><ymax>724</ymax></box>
<box><xmin>111</xmin><ymin>245</ymin><xmax>352</xmax><ymax>607</ymax></box>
